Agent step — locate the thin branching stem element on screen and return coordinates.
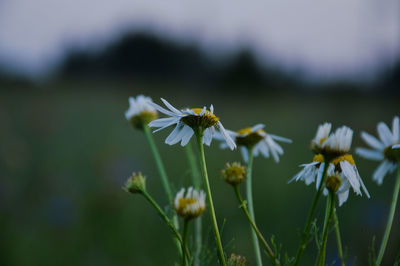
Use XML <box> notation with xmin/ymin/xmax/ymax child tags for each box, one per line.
<box><xmin>316</xmin><ymin>191</ymin><xmax>335</xmax><ymax>266</ymax></box>
<box><xmin>333</xmin><ymin>208</ymin><xmax>345</xmax><ymax>266</ymax></box>
<box><xmin>294</xmin><ymin>162</ymin><xmax>329</xmax><ymax>266</ymax></box>
<box><xmin>376</xmin><ymin>165</ymin><xmax>400</xmax><ymax>266</ymax></box>
<box><xmin>185</xmin><ymin>144</ymin><xmax>202</xmax><ymax>266</ymax></box>
<box><xmin>141</xmin><ymin>191</ymin><xmax>191</xmax><ymax>261</ymax></box>
<box><xmin>245</xmin><ymin>147</ymin><xmax>263</xmax><ymax>266</ymax></box>
<box><xmin>182</xmin><ymin>220</ymin><xmax>190</xmax><ymax>266</ymax></box>
<box><xmin>195</xmin><ymin>130</ymin><xmax>227</xmax><ymax>266</ymax></box>
<box><xmin>233</xmin><ymin>185</ymin><xmax>280</xmax><ymax>266</ymax></box>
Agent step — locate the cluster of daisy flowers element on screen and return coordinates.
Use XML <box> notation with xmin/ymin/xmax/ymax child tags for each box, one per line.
<box><xmin>123</xmin><ymin>94</ymin><xmax>400</xmax><ymax>266</ymax></box>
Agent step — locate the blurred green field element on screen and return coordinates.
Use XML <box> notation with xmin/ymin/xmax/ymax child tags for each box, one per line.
<box><xmin>0</xmin><ymin>83</ymin><xmax>399</xmax><ymax>266</ymax></box>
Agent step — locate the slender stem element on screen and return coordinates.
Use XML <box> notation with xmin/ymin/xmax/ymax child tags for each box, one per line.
<box><xmin>234</xmin><ymin>186</ymin><xmax>280</xmax><ymax>265</ymax></box>
<box><xmin>141</xmin><ymin>191</ymin><xmax>191</xmax><ymax>261</ymax></box>
<box><xmin>316</xmin><ymin>191</ymin><xmax>335</xmax><ymax>266</ymax></box>
<box><xmin>143</xmin><ymin>125</ymin><xmax>173</xmax><ymax>203</ymax></box>
<box><xmin>333</xmin><ymin>209</ymin><xmax>345</xmax><ymax>266</ymax></box>
<box><xmin>185</xmin><ymin>144</ymin><xmax>202</xmax><ymax>266</ymax></box>
<box><xmin>245</xmin><ymin>147</ymin><xmax>263</xmax><ymax>266</ymax></box>
<box><xmin>182</xmin><ymin>220</ymin><xmax>190</xmax><ymax>266</ymax></box>
<box><xmin>143</xmin><ymin>125</ymin><xmax>181</xmax><ymax>256</ymax></box>
<box><xmin>294</xmin><ymin>162</ymin><xmax>328</xmax><ymax>266</ymax></box>
<box><xmin>376</xmin><ymin>165</ymin><xmax>400</xmax><ymax>266</ymax></box>
<box><xmin>195</xmin><ymin>130</ymin><xmax>227</xmax><ymax>266</ymax></box>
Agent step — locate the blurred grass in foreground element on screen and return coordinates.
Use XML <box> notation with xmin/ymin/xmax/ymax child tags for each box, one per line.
<box><xmin>0</xmin><ymin>83</ymin><xmax>399</xmax><ymax>266</ymax></box>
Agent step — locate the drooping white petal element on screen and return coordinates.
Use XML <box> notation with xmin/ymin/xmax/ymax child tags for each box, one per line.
<box><xmin>373</xmin><ymin>160</ymin><xmax>392</xmax><ymax>185</ymax></box>
<box><xmin>315</xmin><ymin>162</ymin><xmax>326</xmax><ymax>189</ymax></box>
<box><xmin>203</xmin><ymin>128</ymin><xmax>213</xmax><ymax>146</ymax></box>
<box><xmin>165</xmin><ymin>123</ymin><xmax>184</xmax><ymax>145</ymax></box>
<box><xmin>338</xmin><ymin>189</ymin><xmax>349</xmax><ymax>206</ymax></box>
<box><xmin>148</xmin><ymin>117</ymin><xmax>178</xmax><ymax>128</ymax></box>
<box><xmin>378</xmin><ymin>122</ymin><xmax>394</xmax><ymax>147</ymax></box>
<box><xmin>340</xmin><ymin>161</ymin><xmax>361</xmax><ymax>195</ymax></box>
<box><xmin>240</xmin><ymin>146</ymin><xmax>249</xmax><ymax>162</ymax></box>
<box><xmin>150</xmin><ymin>118</ymin><xmax>181</xmax><ymax>133</ymax></box>
<box><xmin>257</xmin><ymin>141</ymin><xmax>270</xmax><ymax>158</ymax></box>
<box><xmin>355</xmin><ymin>166</ymin><xmax>370</xmax><ymax>198</ymax></box>
<box><xmin>361</xmin><ymin>132</ymin><xmax>385</xmax><ymax>150</ymax></box>
<box><xmin>355</xmin><ymin>147</ymin><xmax>384</xmax><ymax>161</ymax></box>
<box><xmin>180</xmin><ymin>126</ymin><xmax>195</xmax><ymax>146</ymax></box>
<box><xmin>217</xmin><ymin>121</ymin><xmax>236</xmax><ymax>150</ymax></box>
<box><xmin>393</xmin><ymin>144</ymin><xmax>400</xmax><ymax>149</ymax></box>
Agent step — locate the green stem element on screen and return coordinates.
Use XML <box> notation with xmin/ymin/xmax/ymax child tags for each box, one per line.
<box><xmin>294</xmin><ymin>162</ymin><xmax>328</xmax><ymax>266</ymax></box>
<box><xmin>143</xmin><ymin>125</ymin><xmax>173</xmax><ymax>203</ymax></box>
<box><xmin>143</xmin><ymin>125</ymin><xmax>181</xmax><ymax>256</ymax></box>
<box><xmin>376</xmin><ymin>165</ymin><xmax>400</xmax><ymax>266</ymax></box>
<box><xmin>333</xmin><ymin>209</ymin><xmax>345</xmax><ymax>266</ymax></box>
<box><xmin>185</xmin><ymin>144</ymin><xmax>202</xmax><ymax>266</ymax></box>
<box><xmin>316</xmin><ymin>191</ymin><xmax>335</xmax><ymax>266</ymax></box>
<box><xmin>141</xmin><ymin>191</ymin><xmax>191</xmax><ymax>261</ymax></box>
<box><xmin>182</xmin><ymin>220</ymin><xmax>190</xmax><ymax>266</ymax></box>
<box><xmin>195</xmin><ymin>130</ymin><xmax>227</xmax><ymax>266</ymax></box>
<box><xmin>234</xmin><ymin>186</ymin><xmax>280</xmax><ymax>265</ymax></box>
<box><xmin>245</xmin><ymin>147</ymin><xmax>263</xmax><ymax>266</ymax></box>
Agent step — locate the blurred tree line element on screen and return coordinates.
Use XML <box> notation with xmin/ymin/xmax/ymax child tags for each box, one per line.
<box><xmin>0</xmin><ymin>31</ymin><xmax>399</xmax><ymax>94</ymax></box>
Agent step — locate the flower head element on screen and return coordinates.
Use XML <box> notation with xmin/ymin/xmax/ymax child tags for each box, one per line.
<box><xmin>312</xmin><ymin>124</ymin><xmax>353</xmax><ymax>157</ymax></box>
<box><xmin>215</xmin><ymin>124</ymin><xmax>291</xmax><ymax>162</ymax></box>
<box><xmin>174</xmin><ymin>187</ymin><xmax>206</xmax><ymax>219</ymax></box>
<box><xmin>356</xmin><ymin>116</ymin><xmax>400</xmax><ymax>184</ymax></box>
<box><xmin>125</xmin><ymin>95</ymin><xmax>158</xmax><ymax>129</ymax></box>
<box><xmin>324</xmin><ymin>154</ymin><xmax>370</xmax><ymax>206</ymax></box>
<box><xmin>123</xmin><ymin>172</ymin><xmax>146</xmax><ymax>194</ymax></box>
<box><xmin>221</xmin><ymin>162</ymin><xmax>246</xmax><ymax>186</ymax></box>
<box><xmin>148</xmin><ymin>98</ymin><xmax>236</xmax><ymax>149</ymax></box>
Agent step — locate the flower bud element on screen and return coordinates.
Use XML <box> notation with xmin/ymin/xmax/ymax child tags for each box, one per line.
<box><xmin>220</xmin><ymin>162</ymin><xmax>246</xmax><ymax>186</ymax></box>
<box><xmin>124</xmin><ymin>172</ymin><xmax>146</xmax><ymax>194</ymax></box>
<box><xmin>228</xmin><ymin>253</ymin><xmax>247</xmax><ymax>266</ymax></box>
<box><xmin>325</xmin><ymin>174</ymin><xmax>342</xmax><ymax>193</ymax></box>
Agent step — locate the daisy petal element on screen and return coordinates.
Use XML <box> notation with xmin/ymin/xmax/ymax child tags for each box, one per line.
<box><xmin>361</xmin><ymin>132</ymin><xmax>384</xmax><ymax>150</ymax></box>
<box><xmin>160</xmin><ymin>98</ymin><xmax>182</xmax><ymax>115</ymax></box>
<box><xmin>392</xmin><ymin>116</ymin><xmax>399</xmax><ymax>142</ymax></box>
<box><xmin>378</xmin><ymin>122</ymin><xmax>394</xmax><ymax>146</ymax></box>
<box><xmin>355</xmin><ymin>147</ymin><xmax>384</xmax><ymax>161</ymax></box>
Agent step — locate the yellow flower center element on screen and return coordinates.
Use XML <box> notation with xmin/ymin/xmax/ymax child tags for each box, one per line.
<box><xmin>180</xmin><ymin>108</ymin><xmax>220</xmax><ymax>129</ymax></box>
<box><xmin>235</xmin><ymin>127</ymin><xmax>265</xmax><ymax>147</ymax></box>
<box><xmin>130</xmin><ymin>111</ymin><xmax>158</xmax><ymax>129</ymax></box>
<box><xmin>331</xmin><ymin>154</ymin><xmax>355</xmax><ymax>166</ymax></box>
<box><xmin>175</xmin><ymin>197</ymin><xmax>205</xmax><ymax>219</ymax></box>
<box><xmin>313</xmin><ymin>154</ymin><xmax>324</xmax><ymax>163</ymax></box>
<box><xmin>221</xmin><ymin>162</ymin><xmax>246</xmax><ymax>186</ymax></box>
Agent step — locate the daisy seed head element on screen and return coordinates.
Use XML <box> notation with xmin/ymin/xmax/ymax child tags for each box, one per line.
<box><xmin>180</xmin><ymin>108</ymin><xmax>220</xmax><ymax>129</ymax></box>
<box><xmin>325</xmin><ymin>173</ymin><xmax>342</xmax><ymax>193</ymax></box>
<box><xmin>221</xmin><ymin>162</ymin><xmax>246</xmax><ymax>186</ymax></box>
<box><xmin>228</xmin><ymin>253</ymin><xmax>248</xmax><ymax>266</ymax></box>
<box><xmin>235</xmin><ymin>127</ymin><xmax>265</xmax><ymax>147</ymax></box>
<box><xmin>174</xmin><ymin>187</ymin><xmax>206</xmax><ymax>220</ymax></box>
<box><xmin>383</xmin><ymin>145</ymin><xmax>400</xmax><ymax>162</ymax></box>
<box><xmin>125</xmin><ymin>95</ymin><xmax>158</xmax><ymax>129</ymax></box>
<box><xmin>123</xmin><ymin>172</ymin><xmax>146</xmax><ymax>194</ymax></box>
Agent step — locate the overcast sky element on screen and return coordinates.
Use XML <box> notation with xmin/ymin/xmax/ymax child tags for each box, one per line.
<box><xmin>0</xmin><ymin>0</ymin><xmax>399</xmax><ymax>79</ymax></box>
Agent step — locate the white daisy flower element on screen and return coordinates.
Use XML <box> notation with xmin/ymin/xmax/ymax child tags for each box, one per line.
<box><xmin>324</xmin><ymin>154</ymin><xmax>370</xmax><ymax>206</ymax></box>
<box><xmin>321</xmin><ymin>126</ymin><xmax>353</xmax><ymax>156</ymax></box>
<box><xmin>174</xmin><ymin>187</ymin><xmax>206</xmax><ymax>219</ymax></box>
<box><xmin>214</xmin><ymin>124</ymin><xmax>291</xmax><ymax>162</ymax></box>
<box><xmin>289</xmin><ymin>154</ymin><xmax>325</xmax><ymax>186</ymax></box>
<box><xmin>148</xmin><ymin>98</ymin><xmax>236</xmax><ymax>149</ymax></box>
<box><xmin>311</xmin><ymin>122</ymin><xmax>332</xmax><ymax>152</ymax></box>
<box><xmin>125</xmin><ymin>95</ymin><xmax>158</xmax><ymax>129</ymax></box>
<box><xmin>356</xmin><ymin>116</ymin><xmax>400</xmax><ymax>185</ymax></box>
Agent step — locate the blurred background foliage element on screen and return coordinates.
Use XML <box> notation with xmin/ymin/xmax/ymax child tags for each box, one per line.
<box><xmin>0</xmin><ymin>26</ymin><xmax>400</xmax><ymax>266</ymax></box>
